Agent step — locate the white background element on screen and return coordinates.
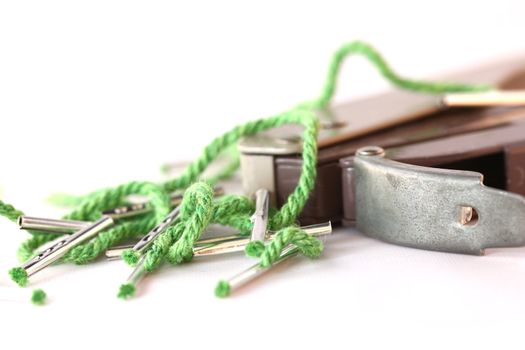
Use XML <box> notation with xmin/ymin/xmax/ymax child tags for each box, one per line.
<box><xmin>1</xmin><ymin>1</ymin><xmax>525</xmax><ymax>349</ymax></box>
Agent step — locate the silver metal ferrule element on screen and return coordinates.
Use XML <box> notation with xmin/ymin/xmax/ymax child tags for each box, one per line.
<box><xmin>132</xmin><ymin>206</ymin><xmax>181</xmax><ymax>254</ymax></box>
<box><xmin>101</xmin><ymin>202</ymin><xmax>151</xmax><ymax>220</ymax></box>
<box><xmin>170</xmin><ymin>186</ymin><xmax>225</xmax><ymax>207</ymax></box>
<box><xmin>226</xmin><ymin>245</ymin><xmax>299</xmax><ymax>294</ymax></box>
<box><xmin>22</xmin><ymin>216</ymin><xmax>114</xmax><ymax>277</ymax></box>
<box><xmin>18</xmin><ymin>186</ymin><xmax>225</xmax><ymax>235</ymax></box>
<box><xmin>103</xmin><ymin>186</ymin><xmax>224</xmax><ymax>219</ymax></box>
<box><xmin>126</xmin><ymin>256</ymin><xmax>148</xmax><ymax>286</ymax></box>
<box><xmin>442</xmin><ymin>90</ymin><xmax>525</xmax><ymax>107</ymax></box>
<box><xmin>250</xmin><ymin>189</ymin><xmax>270</xmax><ymax>242</ymax></box>
<box><xmin>194</xmin><ymin>221</ymin><xmax>332</xmax><ymax>257</ymax></box>
<box><xmin>105</xmin><ymin>233</ymin><xmax>243</xmax><ymax>260</ymax></box>
<box><xmin>19</xmin><ymin>216</ymin><xmax>90</xmax><ymax>233</ymax></box>
<box><xmin>105</xmin><ymin>245</ymin><xmax>131</xmax><ymax>260</ymax></box>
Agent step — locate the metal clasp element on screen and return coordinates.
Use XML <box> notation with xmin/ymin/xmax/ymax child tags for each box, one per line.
<box><xmin>354</xmin><ymin>146</ymin><xmax>525</xmax><ymax>255</ymax></box>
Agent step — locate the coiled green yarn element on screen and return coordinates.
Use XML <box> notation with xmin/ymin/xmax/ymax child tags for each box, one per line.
<box><xmin>0</xmin><ymin>41</ymin><xmax>493</xmax><ymax>298</ymax></box>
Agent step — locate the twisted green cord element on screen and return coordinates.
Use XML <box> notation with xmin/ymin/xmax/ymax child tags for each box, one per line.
<box><xmin>0</xmin><ymin>201</ymin><xmax>24</xmax><ymax>223</ymax></box>
<box><xmin>258</xmin><ymin>226</ymin><xmax>323</xmax><ymax>267</ymax></box>
<box><xmin>310</xmin><ymin>40</ymin><xmax>493</xmax><ymax>109</ymax></box>
<box><xmin>137</xmin><ymin>185</ymin><xmax>257</xmax><ymax>271</ymax></box>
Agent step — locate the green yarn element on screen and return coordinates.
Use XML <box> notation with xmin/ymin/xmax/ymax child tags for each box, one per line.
<box><xmin>46</xmin><ymin>192</ymin><xmax>85</xmax><ymax>208</ymax></box>
<box><xmin>0</xmin><ymin>201</ymin><xmax>24</xmax><ymax>223</ymax></box>
<box><xmin>245</xmin><ymin>240</ymin><xmax>265</xmax><ymax>257</ymax></box>
<box><xmin>258</xmin><ymin>226</ymin><xmax>324</xmax><ymax>268</ymax></box>
<box><xmin>31</xmin><ymin>289</ymin><xmax>47</xmax><ymax>305</ymax></box>
<box><xmin>310</xmin><ymin>40</ymin><xmax>493</xmax><ymax>110</ymax></box>
<box><xmin>0</xmin><ymin>40</ymin><xmax>494</xmax><ymax>297</ymax></box>
<box><xmin>122</xmin><ymin>249</ymin><xmax>141</xmax><ymax>266</ymax></box>
<box><xmin>118</xmin><ymin>283</ymin><xmax>136</xmax><ymax>300</ymax></box>
<box><xmin>214</xmin><ymin>280</ymin><xmax>231</xmax><ymax>298</ymax></box>
<box><xmin>9</xmin><ymin>267</ymin><xmax>28</xmax><ymax>287</ymax></box>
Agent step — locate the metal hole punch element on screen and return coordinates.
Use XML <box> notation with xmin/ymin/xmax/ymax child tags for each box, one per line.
<box><xmin>354</xmin><ymin>146</ymin><xmax>525</xmax><ymax>254</ymax></box>
<box><xmin>21</xmin><ymin>216</ymin><xmax>114</xmax><ymax>278</ymax></box>
<box><xmin>18</xmin><ymin>186</ymin><xmax>225</xmax><ymax>234</ymax></box>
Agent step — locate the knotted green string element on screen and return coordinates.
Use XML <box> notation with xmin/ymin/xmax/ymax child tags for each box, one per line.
<box><xmin>0</xmin><ymin>41</ymin><xmax>492</xmax><ymax>297</ymax></box>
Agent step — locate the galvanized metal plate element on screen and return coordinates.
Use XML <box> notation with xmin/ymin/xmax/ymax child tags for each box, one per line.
<box><xmin>354</xmin><ymin>147</ymin><xmax>525</xmax><ymax>255</ymax></box>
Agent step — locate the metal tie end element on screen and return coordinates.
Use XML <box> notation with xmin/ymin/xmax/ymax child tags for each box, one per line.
<box><xmin>105</xmin><ymin>233</ymin><xmax>244</xmax><ymax>261</ymax></box>
<box><xmin>18</xmin><ymin>216</ymin><xmax>89</xmax><ymax>233</ymax></box>
<box><xmin>18</xmin><ymin>186</ymin><xmax>225</xmax><ymax>235</ymax></box>
<box><xmin>103</xmin><ymin>186</ymin><xmax>224</xmax><ymax>219</ymax></box>
<box><xmin>216</xmin><ymin>245</ymin><xmax>299</xmax><ymax>297</ymax></box>
<box><xmin>250</xmin><ymin>188</ymin><xmax>270</xmax><ymax>242</ymax></box>
<box><xmin>130</xmin><ymin>186</ymin><xmax>225</xmax><ymax>254</ymax></box>
<box><xmin>442</xmin><ymin>90</ymin><xmax>525</xmax><ymax>107</ymax></box>
<box><xmin>194</xmin><ymin>221</ymin><xmax>332</xmax><ymax>257</ymax></box>
<box><xmin>132</xmin><ymin>206</ymin><xmax>181</xmax><ymax>254</ymax></box>
<box><xmin>21</xmin><ymin>216</ymin><xmax>114</xmax><ymax>278</ymax></box>
<box><xmin>118</xmin><ymin>256</ymin><xmax>149</xmax><ymax>299</ymax></box>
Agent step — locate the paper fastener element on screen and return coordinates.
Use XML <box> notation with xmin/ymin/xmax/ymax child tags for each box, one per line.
<box><xmin>192</xmin><ymin>221</ymin><xmax>332</xmax><ymax>256</ymax></box>
<box><xmin>250</xmin><ymin>188</ymin><xmax>270</xmax><ymax>242</ymax></box>
<box><xmin>21</xmin><ymin>216</ymin><xmax>114</xmax><ymax>278</ymax></box>
<box><xmin>105</xmin><ymin>221</ymin><xmax>332</xmax><ymax>259</ymax></box>
<box><xmin>18</xmin><ymin>216</ymin><xmax>89</xmax><ymax>234</ymax></box>
<box><xmin>121</xmin><ymin>222</ymin><xmax>332</xmax><ymax>294</ymax></box>
<box><xmin>132</xmin><ymin>206</ymin><xmax>180</xmax><ymax>254</ymax></box>
<box><xmin>219</xmin><ymin>245</ymin><xmax>299</xmax><ymax>296</ymax></box>
<box><xmin>353</xmin><ymin>146</ymin><xmax>525</xmax><ymax>255</ymax></box>
<box><xmin>18</xmin><ymin>186</ymin><xmax>225</xmax><ymax>234</ymax></box>
<box><xmin>102</xmin><ymin>186</ymin><xmax>224</xmax><ymax>219</ymax></box>
<box><xmin>105</xmin><ymin>234</ymin><xmax>242</xmax><ymax>260</ymax></box>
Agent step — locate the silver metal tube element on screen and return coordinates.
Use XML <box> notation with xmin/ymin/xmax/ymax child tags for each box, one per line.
<box><xmin>226</xmin><ymin>245</ymin><xmax>299</xmax><ymax>294</ymax></box>
<box><xmin>103</xmin><ymin>186</ymin><xmax>224</xmax><ymax>219</ymax></box>
<box><xmin>19</xmin><ymin>216</ymin><xmax>89</xmax><ymax>233</ymax></box>
<box><xmin>106</xmin><ymin>221</ymin><xmax>331</xmax><ymax>260</ymax></box>
<box><xmin>105</xmin><ymin>234</ymin><xmax>243</xmax><ymax>260</ymax></box>
<box><xmin>20</xmin><ymin>186</ymin><xmax>225</xmax><ymax>234</ymax></box>
<box><xmin>250</xmin><ymin>189</ymin><xmax>270</xmax><ymax>242</ymax></box>
<box><xmin>126</xmin><ymin>256</ymin><xmax>148</xmax><ymax>286</ymax></box>
<box><xmin>22</xmin><ymin>216</ymin><xmax>114</xmax><ymax>277</ymax></box>
<box><xmin>194</xmin><ymin>221</ymin><xmax>332</xmax><ymax>257</ymax></box>
<box><xmin>132</xmin><ymin>206</ymin><xmax>180</xmax><ymax>253</ymax></box>
<box><xmin>105</xmin><ymin>245</ymin><xmax>130</xmax><ymax>260</ymax></box>
<box><xmin>442</xmin><ymin>90</ymin><xmax>525</xmax><ymax>107</ymax></box>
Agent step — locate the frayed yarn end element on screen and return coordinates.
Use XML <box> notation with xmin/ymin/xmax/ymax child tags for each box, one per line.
<box><xmin>122</xmin><ymin>249</ymin><xmax>140</xmax><ymax>266</ymax></box>
<box><xmin>245</xmin><ymin>241</ymin><xmax>265</xmax><ymax>257</ymax></box>
<box><xmin>9</xmin><ymin>267</ymin><xmax>28</xmax><ymax>287</ymax></box>
<box><xmin>214</xmin><ymin>280</ymin><xmax>231</xmax><ymax>298</ymax></box>
<box><xmin>31</xmin><ymin>289</ymin><xmax>46</xmax><ymax>306</ymax></box>
<box><xmin>118</xmin><ymin>283</ymin><xmax>136</xmax><ymax>300</ymax></box>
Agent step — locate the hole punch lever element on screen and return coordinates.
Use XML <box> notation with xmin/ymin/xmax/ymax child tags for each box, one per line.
<box><xmin>354</xmin><ymin>146</ymin><xmax>525</xmax><ymax>255</ymax></box>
